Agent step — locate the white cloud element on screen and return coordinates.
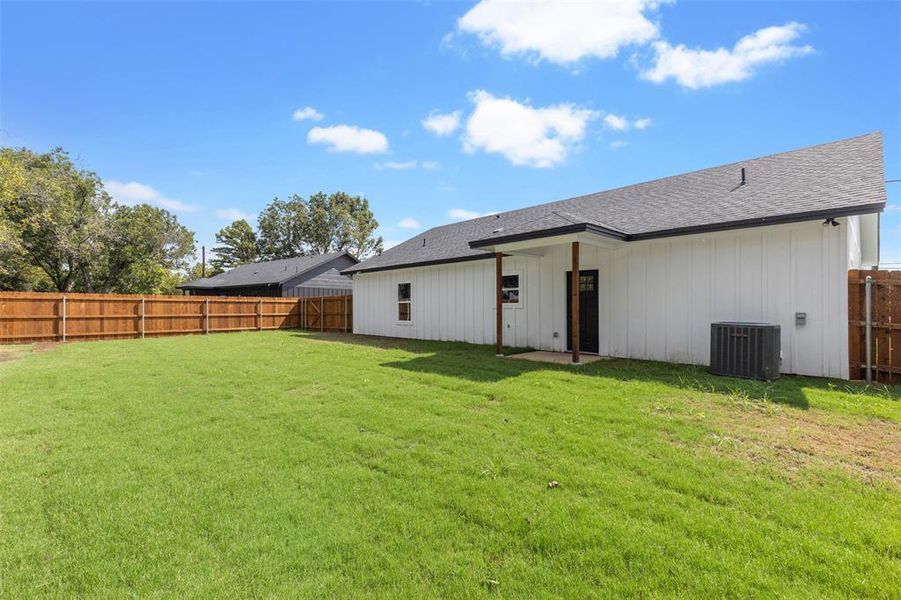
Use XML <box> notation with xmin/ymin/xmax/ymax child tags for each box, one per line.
<box><xmin>634</xmin><ymin>117</ymin><xmax>653</xmax><ymax>130</ymax></box>
<box><xmin>307</xmin><ymin>125</ymin><xmax>389</xmax><ymax>154</ymax></box>
<box><xmin>603</xmin><ymin>114</ymin><xmax>630</xmax><ymax>131</ymax></box>
<box><xmin>105</xmin><ymin>180</ymin><xmax>197</xmax><ymax>213</ymax></box>
<box><xmin>462</xmin><ymin>90</ymin><xmax>598</xmax><ymax>168</ymax></box>
<box><xmin>383</xmin><ymin>239</ymin><xmax>404</xmax><ymax>250</ymax></box>
<box><xmin>886</xmin><ymin>203</ymin><xmax>900</xmax><ymax>212</ymax></box>
<box><xmin>292</xmin><ymin>106</ymin><xmax>324</xmax><ymax>121</ymax></box>
<box><xmin>448</xmin><ymin>208</ymin><xmax>496</xmax><ymax>221</ymax></box>
<box><xmin>642</xmin><ymin>22</ymin><xmax>814</xmax><ymax>89</ymax></box>
<box><xmin>215</xmin><ymin>208</ymin><xmax>253</xmax><ymax>222</ymax></box>
<box><xmin>603</xmin><ymin>114</ymin><xmax>652</xmax><ymax>131</ymax></box>
<box><xmin>398</xmin><ymin>217</ymin><xmax>421</xmax><ymax>229</ymax></box>
<box><xmin>377</xmin><ymin>160</ymin><xmax>418</xmax><ymax>171</ymax></box>
<box><xmin>609</xmin><ymin>140</ymin><xmax>629</xmax><ymax>150</ymax></box>
<box><xmin>375</xmin><ymin>160</ymin><xmax>439</xmax><ymax>171</ymax></box>
<box><xmin>457</xmin><ymin>0</ymin><xmax>662</xmax><ymax>65</ymax></box>
<box><xmin>422</xmin><ymin>110</ymin><xmax>462</xmax><ymax>136</ymax></box>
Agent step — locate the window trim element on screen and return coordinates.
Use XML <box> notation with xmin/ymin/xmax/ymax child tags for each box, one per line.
<box><xmin>396</xmin><ymin>282</ymin><xmax>413</xmax><ymax>325</ymax></box>
<box><xmin>501</xmin><ymin>271</ymin><xmax>523</xmax><ymax>309</ymax></box>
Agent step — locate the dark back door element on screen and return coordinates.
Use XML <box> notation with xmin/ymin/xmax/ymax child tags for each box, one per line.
<box><xmin>566</xmin><ymin>270</ymin><xmax>599</xmax><ymax>354</ymax></box>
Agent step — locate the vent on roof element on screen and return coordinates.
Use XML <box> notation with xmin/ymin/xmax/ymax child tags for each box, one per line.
<box><xmin>492</xmin><ymin>227</ymin><xmax>504</xmax><ymax>234</ymax></box>
<box><xmin>740</xmin><ymin>167</ymin><xmax>746</xmax><ymax>186</ymax></box>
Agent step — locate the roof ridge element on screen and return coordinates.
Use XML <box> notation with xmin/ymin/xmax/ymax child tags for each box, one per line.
<box><xmin>422</xmin><ymin>132</ymin><xmax>883</xmax><ymax>231</ymax></box>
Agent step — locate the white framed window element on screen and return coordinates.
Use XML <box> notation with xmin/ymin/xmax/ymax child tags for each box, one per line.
<box><xmin>502</xmin><ymin>273</ymin><xmax>521</xmax><ymax>306</ymax></box>
<box><xmin>397</xmin><ymin>282</ymin><xmax>412</xmax><ymax>323</ymax></box>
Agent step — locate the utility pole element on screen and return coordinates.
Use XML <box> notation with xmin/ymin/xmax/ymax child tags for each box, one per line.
<box><xmin>201</xmin><ymin>245</ymin><xmax>206</xmax><ymax>278</ymax></box>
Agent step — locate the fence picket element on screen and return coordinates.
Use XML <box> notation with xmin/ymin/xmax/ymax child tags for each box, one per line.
<box><xmin>848</xmin><ymin>269</ymin><xmax>901</xmax><ymax>384</ymax></box>
<box><xmin>0</xmin><ymin>292</ymin><xmax>353</xmax><ymax>344</ymax></box>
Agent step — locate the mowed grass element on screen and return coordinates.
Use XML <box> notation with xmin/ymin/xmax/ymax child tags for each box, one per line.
<box><xmin>0</xmin><ymin>331</ymin><xmax>899</xmax><ymax>598</ymax></box>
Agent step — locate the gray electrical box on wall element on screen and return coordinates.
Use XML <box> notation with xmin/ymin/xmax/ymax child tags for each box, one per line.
<box><xmin>795</xmin><ymin>312</ymin><xmax>807</xmax><ymax>326</ymax></box>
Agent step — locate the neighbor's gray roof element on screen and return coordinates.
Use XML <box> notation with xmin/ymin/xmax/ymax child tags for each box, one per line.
<box><xmin>290</xmin><ymin>268</ymin><xmax>353</xmax><ymax>290</ymax></box>
<box><xmin>345</xmin><ymin>133</ymin><xmax>885</xmax><ymax>274</ymax></box>
<box><xmin>181</xmin><ymin>252</ymin><xmax>355</xmax><ymax>289</ymax></box>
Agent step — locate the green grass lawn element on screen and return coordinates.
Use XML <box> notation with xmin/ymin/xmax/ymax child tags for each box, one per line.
<box><xmin>1</xmin><ymin>332</ymin><xmax>899</xmax><ymax>597</ymax></box>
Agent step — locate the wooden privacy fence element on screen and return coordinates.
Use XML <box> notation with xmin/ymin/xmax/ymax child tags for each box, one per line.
<box><xmin>849</xmin><ymin>270</ymin><xmax>900</xmax><ymax>384</ymax></box>
<box><xmin>0</xmin><ymin>292</ymin><xmax>353</xmax><ymax>344</ymax></box>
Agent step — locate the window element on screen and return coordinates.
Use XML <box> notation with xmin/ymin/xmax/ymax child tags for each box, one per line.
<box><xmin>579</xmin><ymin>274</ymin><xmax>595</xmax><ymax>292</ymax></box>
<box><xmin>502</xmin><ymin>274</ymin><xmax>520</xmax><ymax>304</ymax></box>
<box><xmin>397</xmin><ymin>282</ymin><xmax>412</xmax><ymax>322</ymax></box>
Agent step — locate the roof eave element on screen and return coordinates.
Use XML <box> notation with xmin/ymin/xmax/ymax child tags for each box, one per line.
<box><xmin>346</xmin><ymin>202</ymin><xmax>885</xmax><ymax>275</ymax></box>
<box><xmin>468</xmin><ymin>222</ymin><xmax>628</xmax><ymax>249</ymax></box>
<box><xmin>178</xmin><ymin>281</ymin><xmax>282</xmax><ymax>290</ymax></box>
<box><xmin>629</xmin><ymin>202</ymin><xmax>886</xmax><ymax>241</ymax></box>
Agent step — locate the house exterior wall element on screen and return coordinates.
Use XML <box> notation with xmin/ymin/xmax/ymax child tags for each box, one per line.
<box><xmin>283</xmin><ymin>286</ymin><xmax>351</xmax><ymax>298</ymax></box>
<box><xmin>186</xmin><ymin>285</ymin><xmax>279</xmax><ymax>297</ymax></box>
<box><xmin>352</xmin><ymin>218</ymin><xmax>858</xmax><ymax>379</ymax></box>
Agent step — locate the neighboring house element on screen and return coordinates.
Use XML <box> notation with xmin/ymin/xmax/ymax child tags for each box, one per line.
<box><xmin>180</xmin><ymin>252</ymin><xmax>357</xmax><ymax>297</ymax></box>
<box><xmin>344</xmin><ymin>133</ymin><xmax>886</xmax><ymax>379</ymax></box>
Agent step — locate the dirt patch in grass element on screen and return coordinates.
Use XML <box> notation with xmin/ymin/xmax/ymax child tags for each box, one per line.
<box><xmin>706</xmin><ymin>399</ymin><xmax>901</xmax><ymax>485</ymax></box>
<box><xmin>0</xmin><ymin>343</ymin><xmax>57</xmax><ymax>364</ymax></box>
<box><xmin>0</xmin><ymin>346</ymin><xmax>28</xmax><ymax>363</ymax></box>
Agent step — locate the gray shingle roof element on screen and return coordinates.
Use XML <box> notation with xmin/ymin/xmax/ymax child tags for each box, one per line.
<box><xmin>345</xmin><ymin>133</ymin><xmax>886</xmax><ymax>274</ymax></box>
<box><xmin>292</xmin><ymin>268</ymin><xmax>353</xmax><ymax>290</ymax></box>
<box><xmin>181</xmin><ymin>252</ymin><xmax>353</xmax><ymax>289</ymax></box>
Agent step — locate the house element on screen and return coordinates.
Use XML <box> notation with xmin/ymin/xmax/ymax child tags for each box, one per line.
<box><xmin>180</xmin><ymin>252</ymin><xmax>357</xmax><ymax>297</ymax></box>
<box><xmin>344</xmin><ymin>133</ymin><xmax>887</xmax><ymax>379</ymax></box>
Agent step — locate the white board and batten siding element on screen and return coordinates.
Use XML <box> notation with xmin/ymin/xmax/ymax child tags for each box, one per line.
<box><xmin>353</xmin><ymin>218</ymin><xmax>861</xmax><ymax>379</ymax></box>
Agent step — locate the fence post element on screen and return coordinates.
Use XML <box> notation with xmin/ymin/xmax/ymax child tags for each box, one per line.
<box><xmin>320</xmin><ymin>297</ymin><xmax>324</xmax><ymax>331</ymax></box>
<box><xmin>343</xmin><ymin>296</ymin><xmax>347</xmax><ymax>333</ymax></box>
<box><xmin>61</xmin><ymin>295</ymin><xmax>67</xmax><ymax>342</ymax></box>
<box><xmin>204</xmin><ymin>298</ymin><xmax>209</xmax><ymax>334</ymax></box>
<box><xmin>258</xmin><ymin>299</ymin><xmax>263</xmax><ymax>331</ymax></box>
<box><xmin>302</xmin><ymin>298</ymin><xmax>307</xmax><ymax>330</ymax></box>
<box><xmin>140</xmin><ymin>297</ymin><xmax>145</xmax><ymax>339</ymax></box>
<box><xmin>865</xmin><ymin>275</ymin><xmax>873</xmax><ymax>384</ymax></box>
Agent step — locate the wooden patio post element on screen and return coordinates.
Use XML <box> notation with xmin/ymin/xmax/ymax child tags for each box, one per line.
<box><xmin>571</xmin><ymin>241</ymin><xmax>580</xmax><ymax>364</ymax></box>
<box><xmin>495</xmin><ymin>252</ymin><xmax>503</xmax><ymax>357</ymax></box>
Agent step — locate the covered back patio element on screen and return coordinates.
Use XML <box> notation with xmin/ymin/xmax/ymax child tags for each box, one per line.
<box><xmin>471</xmin><ymin>224</ymin><xmax>626</xmax><ymax>365</ymax></box>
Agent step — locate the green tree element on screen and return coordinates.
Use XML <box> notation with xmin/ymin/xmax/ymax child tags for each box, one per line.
<box><xmin>0</xmin><ymin>146</ymin><xmax>196</xmax><ymax>294</ymax></box>
<box><xmin>210</xmin><ymin>219</ymin><xmax>258</xmax><ymax>273</ymax></box>
<box><xmin>257</xmin><ymin>195</ymin><xmax>308</xmax><ymax>259</ymax></box>
<box><xmin>0</xmin><ymin>147</ymin><xmax>110</xmax><ymax>292</ymax></box>
<box><xmin>258</xmin><ymin>191</ymin><xmax>382</xmax><ymax>260</ymax></box>
<box><xmin>93</xmin><ymin>204</ymin><xmax>195</xmax><ymax>293</ymax></box>
<box><xmin>337</xmin><ymin>193</ymin><xmax>383</xmax><ymax>259</ymax></box>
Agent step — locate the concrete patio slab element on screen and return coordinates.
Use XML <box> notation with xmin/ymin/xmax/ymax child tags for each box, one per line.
<box><xmin>508</xmin><ymin>351</ymin><xmax>606</xmax><ymax>365</ymax></box>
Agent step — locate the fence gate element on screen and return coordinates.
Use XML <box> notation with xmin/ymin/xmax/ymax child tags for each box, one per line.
<box><xmin>848</xmin><ymin>269</ymin><xmax>901</xmax><ymax>384</ymax></box>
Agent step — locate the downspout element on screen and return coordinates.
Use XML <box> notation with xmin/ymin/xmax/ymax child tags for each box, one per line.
<box><xmin>865</xmin><ymin>275</ymin><xmax>873</xmax><ymax>384</ymax></box>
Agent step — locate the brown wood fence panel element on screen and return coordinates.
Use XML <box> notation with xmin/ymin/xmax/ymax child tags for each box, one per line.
<box><xmin>848</xmin><ymin>269</ymin><xmax>901</xmax><ymax>384</ymax></box>
<box><xmin>0</xmin><ymin>292</ymin><xmax>352</xmax><ymax>344</ymax></box>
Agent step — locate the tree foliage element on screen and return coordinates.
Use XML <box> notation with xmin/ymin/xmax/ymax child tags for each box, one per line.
<box><xmin>96</xmin><ymin>204</ymin><xmax>196</xmax><ymax>293</ymax></box>
<box><xmin>254</xmin><ymin>192</ymin><xmax>382</xmax><ymax>261</ymax></box>
<box><xmin>210</xmin><ymin>219</ymin><xmax>258</xmax><ymax>274</ymax></box>
<box><xmin>257</xmin><ymin>195</ymin><xmax>308</xmax><ymax>260</ymax></box>
<box><xmin>0</xmin><ymin>147</ymin><xmax>196</xmax><ymax>293</ymax></box>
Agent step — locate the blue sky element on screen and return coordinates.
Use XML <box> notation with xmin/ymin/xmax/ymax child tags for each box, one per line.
<box><xmin>2</xmin><ymin>1</ymin><xmax>899</xmax><ymax>263</ymax></box>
